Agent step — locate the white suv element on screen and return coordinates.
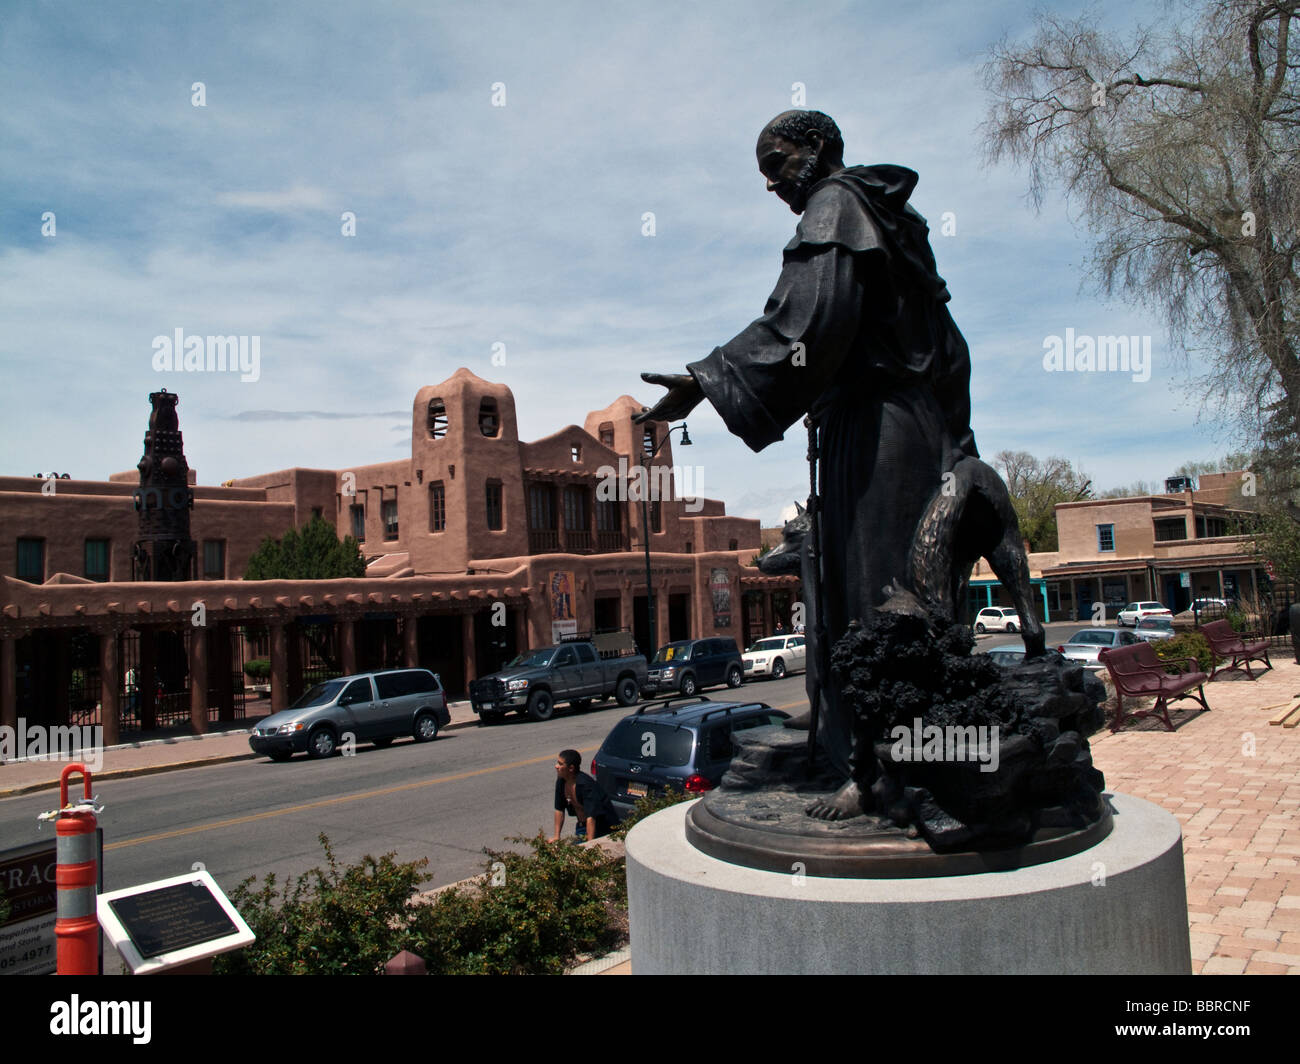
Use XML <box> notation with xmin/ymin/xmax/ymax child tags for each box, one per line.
<box><xmin>974</xmin><ymin>607</ymin><xmax>1023</xmax><ymax>634</ymax></box>
<box><xmin>1116</xmin><ymin>602</ymin><xmax>1173</xmax><ymax>627</ymax></box>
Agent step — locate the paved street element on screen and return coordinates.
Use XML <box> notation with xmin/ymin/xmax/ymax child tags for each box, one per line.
<box><xmin>0</xmin><ymin>679</ymin><xmax>812</xmax><ymax>894</ymax></box>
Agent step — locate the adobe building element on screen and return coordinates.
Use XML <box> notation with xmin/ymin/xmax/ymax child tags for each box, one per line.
<box><xmin>970</xmin><ymin>473</ymin><xmax>1269</xmax><ymax>622</ymax></box>
<box><xmin>0</xmin><ymin>370</ymin><xmax>798</xmax><ymax>740</ymax></box>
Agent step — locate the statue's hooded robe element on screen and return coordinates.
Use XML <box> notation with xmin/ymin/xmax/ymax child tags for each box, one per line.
<box><xmin>688</xmin><ymin>164</ymin><xmax>979</xmax><ymax>779</ymax></box>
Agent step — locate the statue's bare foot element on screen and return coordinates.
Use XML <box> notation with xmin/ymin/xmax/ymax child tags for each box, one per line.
<box><xmin>783</xmin><ymin>710</ymin><xmax>811</xmax><ymax>730</ymax></box>
<box><xmin>805</xmin><ymin>780</ymin><xmax>866</xmax><ymax>821</ymax></box>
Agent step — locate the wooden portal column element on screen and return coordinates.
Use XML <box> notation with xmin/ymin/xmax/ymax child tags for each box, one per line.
<box><xmin>655</xmin><ymin>582</ymin><xmax>670</xmax><ymax>649</ymax></box>
<box><xmin>514</xmin><ymin>606</ymin><xmax>527</xmax><ymax>655</ymax></box>
<box><xmin>270</xmin><ymin>623</ymin><xmax>289</xmax><ymax>713</ymax></box>
<box><xmin>139</xmin><ymin>628</ymin><xmax>158</xmax><ymax>731</ymax></box>
<box><xmin>189</xmin><ymin>624</ymin><xmax>209</xmax><ymax>735</ymax></box>
<box><xmin>462</xmin><ymin>613</ymin><xmax>477</xmax><ymax>687</ymax></box>
<box><xmin>286</xmin><ymin>623</ymin><xmax>302</xmax><ymax>703</ymax></box>
<box><xmin>404</xmin><ymin>613</ymin><xmax>419</xmax><ymax>667</ymax></box>
<box><xmin>339</xmin><ymin>619</ymin><xmax>357</xmax><ymax>675</ymax></box>
<box><xmin>53</xmin><ymin>632</ymin><xmax>71</xmax><ymax>727</ymax></box>
<box><xmin>99</xmin><ymin>629</ymin><xmax>120</xmax><ymax>748</ymax></box>
<box><xmin>0</xmin><ymin>636</ymin><xmax>16</xmax><ymax>731</ymax></box>
<box><xmin>212</xmin><ymin>625</ymin><xmax>234</xmax><ymax>722</ymax></box>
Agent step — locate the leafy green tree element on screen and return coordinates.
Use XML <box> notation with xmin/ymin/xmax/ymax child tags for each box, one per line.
<box><xmin>244</xmin><ymin>514</ymin><xmax>366</xmax><ymax>580</ymax></box>
<box><xmin>995</xmin><ymin>450</ymin><xmax>1092</xmax><ymax>552</ymax></box>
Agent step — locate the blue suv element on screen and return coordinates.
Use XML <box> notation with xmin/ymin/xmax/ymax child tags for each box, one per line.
<box><xmin>590</xmin><ymin>696</ymin><xmax>789</xmax><ymax>816</ymax></box>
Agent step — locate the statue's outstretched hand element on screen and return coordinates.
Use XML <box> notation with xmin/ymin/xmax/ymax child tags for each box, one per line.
<box><xmin>635</xmin><ymin>372</ymin><xmax>704</xmax><ymax>423</ymax></box>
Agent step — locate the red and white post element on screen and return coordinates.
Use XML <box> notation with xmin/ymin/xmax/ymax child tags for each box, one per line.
<box><xmin>53</xmin><ymin>763</ymin><xmax>99</xmax><ymax>975</ymax></box>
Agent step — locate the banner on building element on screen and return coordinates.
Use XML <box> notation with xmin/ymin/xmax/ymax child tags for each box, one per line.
<box><xmin>549</xmin><ymin>570</ymin><xmax>577</xmax><ymax>643</ymax></box>
<box><xmin>710</xmin><ymin>567</ymin><xmax>731</xmax><ymax>629</ymax></box>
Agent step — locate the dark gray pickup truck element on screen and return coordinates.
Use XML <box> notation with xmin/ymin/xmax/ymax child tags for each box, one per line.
<box><xmin>468</xmin><ymin>639</ymin><xmax>648</xmax><ymax>723</ymax></box>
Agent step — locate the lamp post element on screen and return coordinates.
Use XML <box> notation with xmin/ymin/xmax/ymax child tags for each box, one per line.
<box><xmin>640</xmin><ymin>422</ymin><xmax>691</xmax><ymax>657</ymax></box>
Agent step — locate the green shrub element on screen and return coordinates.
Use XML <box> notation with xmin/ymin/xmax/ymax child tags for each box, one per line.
<box><xmin>1154</xmin><ymin>632</ymin><xmax>1217</xmax><ymax>674</ymax></box>
<box><xmin>216</xmin><ymin>832</ymin><xmax>627</xmax><ymax>976</ymax></box>
<box><xmin>215</xmin><ymin>834</ymin><xmax>431</xmax><ymax>975</ymax></box>
<box><xmin>411</xmin><ymin>834</ymin><xmax>625</xmax><ymax>975</ymax></box>
<box><xmin>242</xmin><ymin>659</ymin><xmax>270</xmax><ymax>680</ymax></box>
<box><xmin>608</xmin><ymin>789</ymin><xmax>695</xmax><ymax>841</ymax></box>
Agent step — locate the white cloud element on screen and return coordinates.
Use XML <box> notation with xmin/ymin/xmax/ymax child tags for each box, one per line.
<box><xmin>0</xmin><ymin>0</ymin><xmax>1246</xmax><ymax>519</ymax></box>
<box><xmin>215</xmin><ymin>184</ymin><xmax>333</xmax><ymax>211</ymax></box>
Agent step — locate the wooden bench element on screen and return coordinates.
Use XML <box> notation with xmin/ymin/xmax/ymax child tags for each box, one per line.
<box><xmin>1200</xmin><ymin>619</ymin><xmax>1273</xmax><ymax>680</ymax></box>
<box><xmin>1099</xmin><ymin>642</ymin><xmax>1210</xmax><ymax>733</ymax></box>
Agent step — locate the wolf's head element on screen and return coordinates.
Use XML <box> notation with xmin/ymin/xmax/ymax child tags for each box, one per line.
<box><xmin>758</xmin><ymin>502</ymin><xmax>810</xmax><ymax>575</ymax></box>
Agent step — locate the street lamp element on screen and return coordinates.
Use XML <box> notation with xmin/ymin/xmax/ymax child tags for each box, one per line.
<box><xmin>640</xmin><ymin>421</ymin><xmax>691</xmax><ymax>657</ymax></box>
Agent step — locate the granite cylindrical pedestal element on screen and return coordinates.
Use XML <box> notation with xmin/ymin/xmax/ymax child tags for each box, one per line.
<box><xmin>626</xmin><ymin>792</ymin><xmax>1190</xmax><ymax>974</ymax></box>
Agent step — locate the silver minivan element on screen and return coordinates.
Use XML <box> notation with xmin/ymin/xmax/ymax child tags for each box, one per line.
<box><xmin>249</xmin><ymin>668</ymin><xmax>449</xmax><ymax>761</ymax></box>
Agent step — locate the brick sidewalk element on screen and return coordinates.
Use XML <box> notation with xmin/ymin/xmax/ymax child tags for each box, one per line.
<box><xmin>1090</xmin><ymin>656</ymin><xmax>1300</xmax><ymax>974</ymax></box>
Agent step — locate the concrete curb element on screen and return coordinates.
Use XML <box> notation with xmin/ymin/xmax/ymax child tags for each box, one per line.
<box><xmin>1</xmin><ymin>751</ymin><xmax>264</xmax><ymax>798</ymax></box>
<box><xmin>0</xmin><ymin>714</ymin><xmax>482</xmax><ymax>799</ymax></box>
<box><xmin>566</xmin><ymin>946</ymin><xmax>631</xmax><ymax>975</ymax></box>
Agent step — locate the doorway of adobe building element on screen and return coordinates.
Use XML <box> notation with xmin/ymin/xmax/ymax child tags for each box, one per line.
<box><xmin>741</xmin><ymin>591</ymin><xmax>765</xmax><ymax>649</ymax></box>
<box><xmin>357</xmin><ymin>615</ymin><xmax>402</xmax><ymax>672</ymax></box>
<box><xmin>633</xmin><ymin>595</ymin><xmax>651</xmax><ymax>659</ymax></box>
<box><xmin>417</xmin><ymin>614</ymin><xmax>465</xmax><ymax>698</ymax></box>
<box><xmin>474</xmin><ymin>607</ymin><xmax>518</xmax><ymax>682</ymax></box>
<box><xmin>594</xmin><ymin>596</ymin><xmax>621</xmax><ymax>633</ymax></box>
<box><xmin>668</xmin><ymin>593</ymin><xmax>690</xmax><ymax>642</ymax></box>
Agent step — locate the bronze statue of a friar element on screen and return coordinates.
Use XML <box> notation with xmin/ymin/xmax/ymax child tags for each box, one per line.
<box><xmin>639</xmin><ymin>112</ymin><xmax>1104</xmax><ymax>862</ymax></box>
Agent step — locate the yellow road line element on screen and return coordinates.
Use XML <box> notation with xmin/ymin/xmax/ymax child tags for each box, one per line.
<box><xmin>105</xmin><ymin>694</ymin><xmax>810</xmax><ymax>852</ymax></box>
<box><xmin>105</xmin><ymin>748</ymin><xmax>596</xmax><ymax>851</ymax></box>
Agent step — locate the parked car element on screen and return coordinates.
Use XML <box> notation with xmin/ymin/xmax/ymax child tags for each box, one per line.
<box><xmin>984</xmin><ymin>645</ymin><xmax>1026</xmax><ymax>667</ymax></box>
<box><xmin>1116</xmin><ymin>601</ymin><xmax>1173</xmax><ymax>627</ymax></box>
<box><xmin>249</xmin><ymin>668</ymin><xmax>449</xmax><ymax>761</ymax></box>
<box><xmin>591</xmin><ymin>696</ymin><xmax>790</xmax><ymax>816</ymax></box>
<box><xmin>1189</xmin><ymin>597</ymin><xmax>1231</xmax><ymax>615</ymax></box>
<box><xmin>1056</xmin><ymin>628</ymin><xmax>1142</xmax><ymax>669</ymax></box>
<box><xmin>468</xmin><ymin>640</ymin><xmax>648</xmax><ymax>723</ymax></box>
<box><xmin>742</xmin><ymin>635</ymin><xmax>807</xmax><ymax>680</ymax></box>
<box><xmin>642</xmin><ymin>638</ymin><xmax>743</xmax><ymax>697</ymax></box>
<box><xmin>974</xmin><ymin>607</ymin><xmax>1023</xmax><ymax>634</ymax></box>
<box><xmin>1134</xmin><ymin>616</ymin><xmax>1176</xmax><ymax>643</ymax></box>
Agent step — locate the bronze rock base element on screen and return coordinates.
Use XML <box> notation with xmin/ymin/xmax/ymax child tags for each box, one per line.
<box><xmin>686</xmin><ymin>785</ymin><xmax>1114</xmax><ymax>879</ymax></box>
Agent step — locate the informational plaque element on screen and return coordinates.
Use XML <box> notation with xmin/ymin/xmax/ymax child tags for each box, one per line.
<box><xmin>108</xmin><ymin>881</ymin><xmax>238</xmax><ymax>959</ymax></box>
<box><xmin>97</xmin><ymin>870</ymin><xmax>254</xmax><ymax>975</ymax></box>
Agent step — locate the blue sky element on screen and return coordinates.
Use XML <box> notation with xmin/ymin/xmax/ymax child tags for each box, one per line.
<box><xmin>0</xmin><ymin>0</ymin><xmax>1240</xmax><ymax>524</ymax></box>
